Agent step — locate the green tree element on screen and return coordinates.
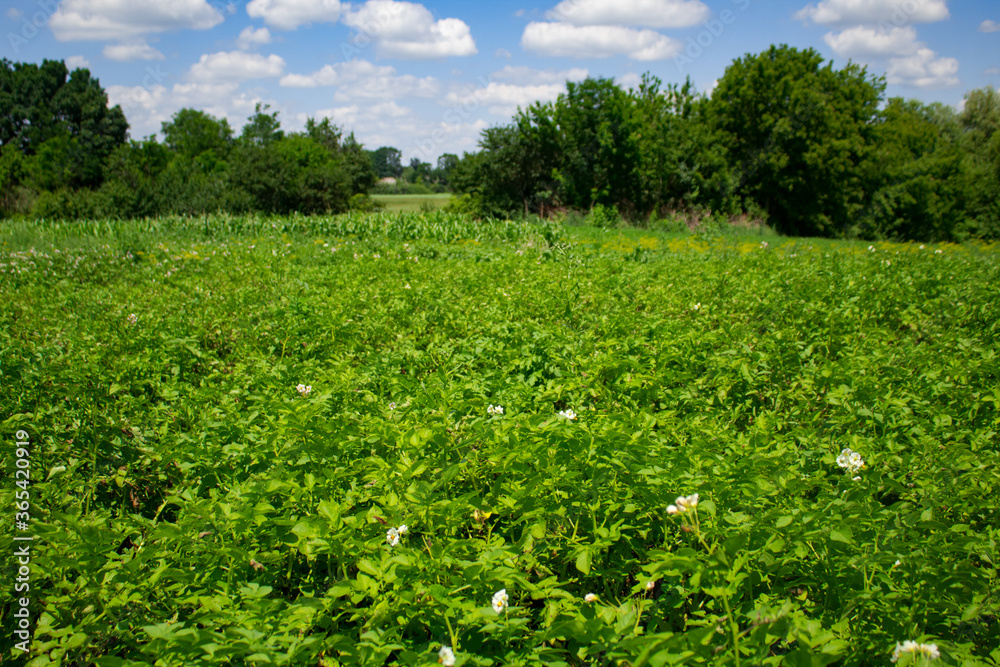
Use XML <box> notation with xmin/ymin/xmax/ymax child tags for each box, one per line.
<box><xmin>859</xmin><ymin>99</ymin><xmax>964</xmax><ymax>241</ymax></box>
<box><xmin>552</xmin><ymin>77</ymin><xmax>641</xmax><ymax>214</ymax></box>
<box><xmin>630</xmin><ymin>74</ymin><xmax>731</xmax><ymax>217</ymax></box>
<box><xmin>1</xmin><ymin>58</ymin><xmax>127</xmax><ymax>188</ymax></box>
<box><xmin>958</xmin><ymin>87</ymin><xmax>1000</xmax><ymax>239</ymax></box>
<box><xmin>161</xmin><ymin>108</ymin><xmax>233</xmax><ymax>171</ymax></box>
<box><xmin>708</xmin><ymin>45</ymin><xmax>884</xmax><ymax>237</ymax></box>
<box><xmin>370</xmin><ymin>146</ymin><xmax>403</xmax><ymax>179</ymax></box>
<box><xmin>241</xmin><ymin>102</ymin><xmax>284</xmax><ymax>146</ymax></box>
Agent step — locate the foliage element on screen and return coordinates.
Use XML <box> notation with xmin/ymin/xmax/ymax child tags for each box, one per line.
<box><xmin>708</xmin><ymin>45</ymin><xmax>884</xmax><ymax>237</ymax></box>
<box><xmin>2</xmin><ymin>214</ymin><xmax>999</xmax><ymax>665</ymax></box>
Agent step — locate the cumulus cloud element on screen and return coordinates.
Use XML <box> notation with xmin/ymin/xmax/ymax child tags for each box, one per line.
<box><xmin>522</xmin><ymin>22</ymin><xmax>682</xmax><ymax>60</ymax></box>
<box><xmin>188</xmin><ymin>51</ymin><xmax>286</xmax><ymax>83</ymax></box>
<box><xmin>65</xmin><ymin>55</ymin><xmax>90</xmax><ymax>69</ymax></box>
<box><xmin>49</xmin><ymin>0</ymin><xmax>223</xmax><ymax>41</ymax></box>
<box><xmin>887</xmin><ymin>48</ymin><xmax>960</xmax><ymax>88</ymax></box>
<box><xmin>109</xmin><ymin>80</ymin><xmax>281</xmax><ymax>142</ymax></box>
<box><xmin>103</xmin><ymin>42</ymin><xmax>166</xmax><ymax>61</ymax></box>
<box><xmin>237</xmin><ymin>26</ymin><xmax>273</xmax><ymax>49</ymax></box>
<box><xmin>823</xmin><ymin>25</ymin><xmax>919</xmax><ymax>57</ymax></box>
<box><xmin>279</xmin><ymin>59</ymin><xmax>439</xmax><ymax>100</ymax></box>
<box><xmin>246</xmin><ymin>0</ymin><xmax>343</xmax><ymax>30</ymax></box>
<box><xmin>342</xmin><ymin>0</ymin><xmax>476</xmax><ymax>59</ymax></box>
<box><xmin>796</xmin><ymin>0</ymin><xmax>949</xmax><ymax>26</ymax></box>
<box><xmin>981</xmin><ymin>20</ymin><xmax>1000</xmax><ymax>33</ymax></box>
<box><xmin>546</xmin><ymin>0</ymin><xmax>709</xmax><ymax>28</ymax></box>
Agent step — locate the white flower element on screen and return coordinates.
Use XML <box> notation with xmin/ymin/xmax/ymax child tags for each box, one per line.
<box><xmin>836</xmin><ymin>448</ymin><xmax>864</xmax><ymax>474</ymax></box>
<box><xmin>491</xmin><ymin>589</ymin><xmax>509</xmax><ymax>614</ymax></box>
<box><xmin>935</xmin><ymin>249</ymin><xmax>942</xmax><ymax>254</ymax></box>
<box><xmin>584</xmin><ymin>593</ymin><xmax>598</xmax><ymax>602</ymax></box>
<box><xmin>891</xmin><ymin>640</ymin><xmax>940</xmax><ymax>662</ymax></box>
<box><xmin>558</xmin><ymin>409</ymin><xmax>577</xmax><ymax>420</ymax></box>
<box><xmin>919</xmin><ymin>245</ymin><xmax>925</xmax><ymax>250</ymax></box>
<box><xmin>487</xmin><ymin>404</ymin><xmax>504</xmax><ymax>416</ymax></box>
<box><xmin>386</xmin><ymin>527</ymin><xmax>400</xmax><ymax>547</ymax></box>
<box><xmin>868</xmin><ymin>245</ymin><xmax>876</xmax><ymax>252</ymax></box>
<box><xmin>894</xmin><ymin>559</ymin><xmax>901</xmax><ymax>568</ymax></box>
<box><xmin>404</xmin><ymin>283</ymin><xmax>411</xmax><ymax>289</ymax></box>
<box><xmin>671</xmin><ymin>493</ymin><xmax>699</xmax><ymax>514</ymax></box>
<box><xmin>645</xmin><ymin>580</ymin><xmax>656</xmax><ymax>591</ymax></box>
<box><xmin>389</xmin><ymin>402</ymin><xmax>396</xmax><ymax>410</ymax></box>
<box><xmin>296</xmin><ymin>384</ymin><xmax>312</xmax><ymax>397</ymax></box>
<box><xmin>397</xmin><ymin>524</ymin><xmax>408</xmax><ymax>535</ymax></box>
<box><xmin>126</xmin><ymin>313</ymin><xmax>138</xmax><ymax>325</ymax></box>
<box><xmin>692</xmin><ymin>302</ymin><xmax>701</xmax><ymax>311</ymax></box>
<box><xmin>761</xmin><ymin>241</ymin><xmax>768</xmax><ymax>248</ymax></box>
<box><xmin>438</xmin><ymin>646</ymin><xmax>456</xmax><ymax>666</ymax></box>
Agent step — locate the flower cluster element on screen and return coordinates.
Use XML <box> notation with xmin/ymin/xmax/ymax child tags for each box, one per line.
<box><xmin>126</xmin><ymin>313</ymin><xmax>138</xmax><ymax>325</ymax></box>
<box><xmin>438</xmin><ymin>646</ymin><xmax>456</xmax><ymax>666</ymax></box>
<box><xmin>891</xmin><ymin>641</ymin><xmax>940</xmax><ymax>662</ymax></box>
<box><xmin>296</xmin><ymin>384</ymin><xmax>312</xmax><ymax>397</ymax></box>
<box><xmin>836</xmin><ymin>447</ymin><xmax>864</xmax><ymax>475</ymax></box>
<box><xmin>487</xmin><ymin>404</ymin><xmax>504</xmax><ymax>416</ymax></box>
<box><xmin>667</xmin><ymin>493</ymin><xmax>699</xmax><ymax>515</ymax></box>
<box><xmin>558</xmin><ymin>409</ymin><xmax>577</xmax><ymax>420</ymax></box>
<box><xmin>491</xmin><ymin>588</ymin><xmax>509</xmax><ymax>614</ymax></box>
<box><xmin>584</xmin><ymin>593</ymin><xmax>598</xmax><ymax>603</ymax></box>
<box><xmin>386</xmin><ymin>524</ymin><xmax>408</xmax><ymax>547</ymax></box>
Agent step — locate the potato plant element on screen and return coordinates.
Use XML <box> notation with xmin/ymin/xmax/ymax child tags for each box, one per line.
<box><xmin>1</xmin><ymin>214</ymin><xmax>998</xmax><ymax>666</ymax></box>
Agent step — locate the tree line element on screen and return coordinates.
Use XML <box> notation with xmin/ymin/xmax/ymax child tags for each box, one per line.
<box><xmin>4</xmin><ymin>48</ymin><xmax>999</xmax><ymax>241</ymax></box>
<box><xmin>450</xmin><ymin>45</ymin><xmax>999</xmax><ymax>241</ymax></box>
<box><xmin>0</xmin><ymin>58</ymin><xmax>402</xmax><ymax>220</ymax></box>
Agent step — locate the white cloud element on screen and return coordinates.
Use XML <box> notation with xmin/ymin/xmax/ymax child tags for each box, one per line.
<box><xmin>237</xmin><ymin>26</ymin><xmax>273</xmax><ymax>49</ymax></box>
<box><xmin>246</xmin><ymin>0</ymin><xmax>343</xmax><ymax>30</ymax></box>
<box><xmin>547</xmin><ymin>0</ymin><xmax>710</xmax><ymax>28</ymax></box>
<box><xmin>103</xmin><ymin>42</ymin><xmax>166</xmax><ymax>61</ymax></box>
<box><xmin>522</xmin><ymin>22</ymin><xmax>682</xmax><ymax>60</ymax></box>
<box><xmin>887</xmin><ymin>48</ymin><xmax>960</xmax><ymax>88</ymax></box>
<box><xmin>495</xmin><ymin>48</ymin><xmax>513</xmax><ymax>59</ymax></box>
<box><xmin>49</xmin><ymin>0</ymin><xmax>223</xmax><ymax>41</ymax></box>
<box><xmin>446</xmin><ymin>82</ymin><xmax>568</xmax><ymax>116</ymax></box>
<box><xmin>188</xmin><ymin>51</ymin><xmax>286</xmax><ymax>83</ymax></box>
<box><xmin>986</xmin><ymin>67</ymin><xmax>1000</xmax><ymax>76</ymax></box>
<box><xmin>981</xmin><ymin>20</ymin><xmax>1000</xmax><ymax>33</ymax></box>
<box><xmin>342</xmin><ymin>0</ymin><xmax>477</xmax><ymax>59</ymax></box>
<box><xmin>280</xmin><ymin>59</ymin><xmax>439</xmax><ymax>100</ymax></box>
<box><xmin>109</xmin><ymin>80</ymin><xmax>272</xmax><ymax>139</ymax></box>
<box><xmin>823</xmin><ymin>25</ymin><xmax>919</xmax><ymax>57</ymax></box>
<box><xmin>65</xmin><ymin>55</ymin><xmax>90</xmax><ymax>69</ymax></box>
<box><xmin>491</xmin><ymin>65</ymin><xmax>589</xmax><ymax>85</ymax></box>
<box><xmin>796</xmin><ymin>0</ymin><xmax>949</xmax><ymax>26</ymax></box>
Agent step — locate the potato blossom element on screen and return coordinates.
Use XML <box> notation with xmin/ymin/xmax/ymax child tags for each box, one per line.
<box><xmin>438</xmin><ymin>646</ymin><xmax>456</xmax><ymax>666</ymax></box>
<box><xmin>491</xmin><ymin>589</ymin><xmax>509</xmax><ymax>613</ymax></box>
<box><xmin>558</xmin><ymin>409</ymin><xmax>577</xmax><ymax>420</ymax></box>
<box><xmin>891</xmin><ymin>640</ymin><xmax>940</xmax><ymax>662</ymax></box>
<box><xmin>296</xmin><ymin>384</ymin><xmax>312</xmax><ymax>397</ymax></box>
<box><xmin>836</xmin><ymin>448</ymin><xmax>864</xmax><ymax>474</ymax></box>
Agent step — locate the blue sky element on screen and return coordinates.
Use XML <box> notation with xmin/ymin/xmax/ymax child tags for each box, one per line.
<box><xmin>5</xmin><ymin>0</ymin><xmax>999</xmax><ymax>163</ymax></box>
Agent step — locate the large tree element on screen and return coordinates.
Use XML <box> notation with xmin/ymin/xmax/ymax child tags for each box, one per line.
<box><xmin>0</xmin><ymin>58</ymin><xmax>127</xmax><ymax>188</ymax></box>
<box><xmin>708</xmin><ymin>45</ymin><xmax>884</xmax><ymax>237</ymax></box>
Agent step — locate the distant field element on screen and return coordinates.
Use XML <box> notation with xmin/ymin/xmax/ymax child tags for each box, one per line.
<box><xmin>371</xmin><ymin>193</ymin><xmax>453</xmax><ymax>212</ymax></box>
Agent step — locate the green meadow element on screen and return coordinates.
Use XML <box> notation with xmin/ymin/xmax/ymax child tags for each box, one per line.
<box><xmin>1</xmin><ymin>212</ymin><xmax>998</xmax><ymax>666</ymax></box>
